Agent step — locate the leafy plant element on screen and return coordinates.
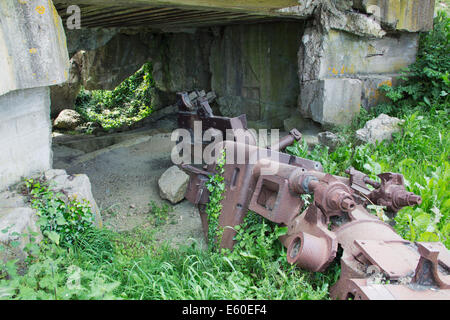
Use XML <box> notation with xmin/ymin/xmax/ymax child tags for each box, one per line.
<box><xmin>24</xmin><ymin>179</ymin><xmax>96</xmax><ymax>247</ymax></box>
<box><xmin>205</xmin><ymin>150</ymin><xmax>226</xmax><ymax>251</ymax></box>
<box><xmin>148</xmin><ymin>201</ymin><xmax>173</xmax><ymax>226</ymax></box>
<box><xmin>75</xmin><ymin>62</ymin><xmax>155</xmax><ymax>131</ymax></box>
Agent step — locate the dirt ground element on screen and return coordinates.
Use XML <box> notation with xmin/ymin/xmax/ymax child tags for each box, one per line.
<box><xmin>52</xmin><ymin>129</ymin><xmax>207</xmax><ymax>249</ymax></box>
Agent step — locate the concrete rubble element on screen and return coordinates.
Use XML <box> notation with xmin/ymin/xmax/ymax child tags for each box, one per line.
<box><xmin>356</xmin><ymin>113</ymin><xmax>405</xmax><ymax>145</ymax></box>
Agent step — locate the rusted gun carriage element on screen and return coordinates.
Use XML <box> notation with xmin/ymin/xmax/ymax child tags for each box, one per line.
<box><xmin>175</xmin><ymin>92</ymin><xmax>450</xmax><ymax>300</ymax></box>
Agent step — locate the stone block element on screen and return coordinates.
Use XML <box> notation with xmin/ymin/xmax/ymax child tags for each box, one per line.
<box><xmin>0</xmin><ymin>207</ymin><xmax>42</xmax><ymax>263</ymax></box>
<box><xmin>49</xmin><ymin>171</ymin><xmax>103</xmax><ymax>228</ymax></box>
<box><xmin>300</xmin><ymin>78</ymin><xmax>362</xmax><ymax>127</ymax></box>
<box><xmin>158</xmin><ymin>166</ymin><xmax>190</xmax><ymax>204</ymax></box>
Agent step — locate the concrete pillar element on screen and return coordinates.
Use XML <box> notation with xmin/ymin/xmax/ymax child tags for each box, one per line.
<box><xmin>0</xmin><ymin>0</ymin><xmax>69</xmax><ymax>190</ymax></box>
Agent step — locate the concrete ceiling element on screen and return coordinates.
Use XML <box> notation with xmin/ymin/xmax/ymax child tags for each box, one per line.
<box><xmin>53</xmin><ymin>0</ymin><xmax>304</xmax><ymax>29</ymax></box>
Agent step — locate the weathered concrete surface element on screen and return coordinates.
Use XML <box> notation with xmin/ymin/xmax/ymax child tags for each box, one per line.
<box><xmin>0</xmin><ymin>0</ymin><xmax>69</xmax><ymax>96</ymax></box>
<box><xmin>301</xmin><ymin>28</ymin><xmax>419</xmax><ymax>82</ymax></box>
<box><xmin>353</xmin><ymin>0</ymin><xmax>435</xmax><ymax>32</ymax></box>
<box><xmin>79</xmin><ymin>34</ymin><xmax>152</xmax><ymax>90</ymax></box>
<box><xmin>152</xmin><ymin>31</ymin><xmax>213</xmax><ymax>94</ymax></box>
<box><xmin>359</xmin><ymin>74</ymin><xmax>395</xmax><ymax>110</ymax></box>
<box><xmin>0</xmin><ymin>87</ymin><xmax>52</xmax><ymax>191</ymax></box>
<box><xmin>210</xmin><ymin>22</ymin><xmax>304</xmax><ymax>128</ymax></box>
<box><xmin>300</xmin><ymin>78</ymin><xmax>362</xmax><ymax>127</ymax></box>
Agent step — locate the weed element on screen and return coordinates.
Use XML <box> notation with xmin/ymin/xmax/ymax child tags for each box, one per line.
<box><xmin>148</xmin><ymin>201</ymin><xmax>173</xmax><ymax>227</ymax></box>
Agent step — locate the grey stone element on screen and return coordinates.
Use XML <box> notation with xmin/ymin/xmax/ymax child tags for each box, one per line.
<box><xmin>43</xmin><ymin>169</ymin><xmax>67</xmax><ymax>181</ymax></box>
<box><xmin>300</xmin><ymin>78</ymin><xmax>362</xmax><ymax>127</ymax></box>
<box><xmin>356</xmin><ymin>113</ymin><xmax>404</xmax><ymax>145</ymax></box>
<box><xmin>318</xmin><ymin>131</ymin><xmax>342</xmax><ymax>151</ymax></box>
<box><xmin>158</xmin><ymin>166</ymin><xmax>190</xmax><ymax>204</ymax></box>
<box><xmin>54</xmin><ymin>109</ymin><xmax>83</xmax><ymax>130</ymax></box>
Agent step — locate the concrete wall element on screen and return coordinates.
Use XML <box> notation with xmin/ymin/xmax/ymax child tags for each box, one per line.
<box><xmin>210</xmin><ymin>22</ymin><xmax>305</xmax><ymax>129</ymax></box>
<box><xmin>0</xmin><ymin>0</ymin><xmax>69</xmax><ymax>190</ymax></box>
<box><xmin>0</xmin><ymin>87</ymin><xmax>52</xmax><ymax>191</ymax></box>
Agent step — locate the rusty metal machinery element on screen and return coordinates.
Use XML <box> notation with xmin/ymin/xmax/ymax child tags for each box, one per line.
<box><xmin>176</xmin><ymin>92</ymin><xmax>450</xmax><ymax>300</ymax></box>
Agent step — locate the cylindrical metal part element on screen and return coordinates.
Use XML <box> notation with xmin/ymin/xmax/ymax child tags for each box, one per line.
<box><xmin>286</xmin><ymin>232</ymin><xmax>331</xmax><ymax>272</ymax></box>
<box><xmin>268</xmin><ymin>135</ymin><xmax>295</xmax><ymax>152</ymax></box>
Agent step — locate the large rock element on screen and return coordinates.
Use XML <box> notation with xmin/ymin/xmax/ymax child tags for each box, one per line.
<box><xmin>53</xmin><ymin>109</ymin><xmax>83</xmax><ymax>130</ymax></box>
<box><xmin>158</xmin><ymin>166</ymin><xmax>190</xmax><ymax>204</ymax></box>
<box><xmin>47</xmin><ymin>169</ymin><xmax>103</xmax><ymax>228</ymax></box>
<box><xmin>356</xmin><ymin>114</ymin><xmax>404</xmax><ymax>144</ymax></box>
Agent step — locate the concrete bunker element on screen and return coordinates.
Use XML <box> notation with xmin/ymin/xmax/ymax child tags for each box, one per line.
<box><xmin>0</xmin><ymin>0</ymin><xmax>436</xmax><ymax>243</ymax></box>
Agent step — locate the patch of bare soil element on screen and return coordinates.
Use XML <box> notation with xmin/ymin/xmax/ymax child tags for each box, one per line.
<box><xmin>53</xmin><ymin>130</ymin><xmax>206</xmax><ymax>249</ymax></box>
